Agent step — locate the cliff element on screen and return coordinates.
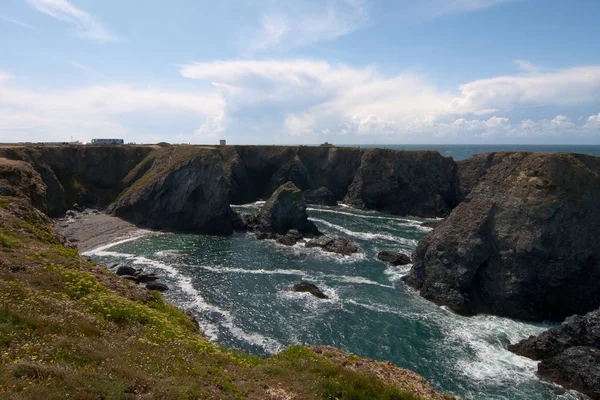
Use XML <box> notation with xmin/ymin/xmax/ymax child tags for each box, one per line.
<box><xmin>0</xmin><ymin>152</ymin><xmax>453</xmax><ymax>399</ymax></box>
<box><xmin>404</xmin><ymin>152</ymin><xmax>600</xmax><ymax>322</ymax></box>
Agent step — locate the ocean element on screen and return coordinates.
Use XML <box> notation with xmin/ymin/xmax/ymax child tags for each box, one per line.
<box><xmin>86</xmin><ymin>202</ymin><xmax>587</xmax><ymax>400</ymax></box>
<box><xmin>344</xmin><ymin>144</ymin><xmax>600</xmax><ymax>161</ymax></box>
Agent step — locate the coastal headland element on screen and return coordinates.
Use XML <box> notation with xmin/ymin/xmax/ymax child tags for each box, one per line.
<box><xmin>1</xmin><ymin>143</ymin><xmax>599</xmax><ymax>398</ymax></box>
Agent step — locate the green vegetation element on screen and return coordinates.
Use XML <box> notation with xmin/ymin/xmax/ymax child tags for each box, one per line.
<box><xmin>0</xmin><ymin>188</ymin><xmax>449</xmax><ymax>399</ymax></box>
<box><xmin>0</xmin><ymin>198</ymin><xmax>9</xmax><ymax>209</ymax></box>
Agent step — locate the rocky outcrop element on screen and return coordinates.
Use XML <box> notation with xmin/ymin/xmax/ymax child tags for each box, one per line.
<box><xmin>377</xmin><ymin>251</ymin><xmax>411</xmax><ymax>266</ymax></box>
<box><xmin>455</xmin><ymin>152</ymin><xmax>514</xmax><ymax>201</ymax></box>
<box><xmin>293</xmin><ymin>282</ymin><xmax>329</xmax><ymax>299</ymax></box>
<box><xmin>0</xmin><ymin>157</ymin><xmax>47</xmax><ymax>211</ymax></box>
<box><xmin>256</xmin><ymin>182</ymin><xmax>319</xmax><ymax>235</ymax></box>
<box><xmin>509</xmin><ymin>309</ymin><xmax>600</xmax><ymax>398</ymax></box>
<box><xmin>304</xmin><ymin>187</ymin><xmax>337</xmax><ymax>206</ymax></box>
<box><xmin>404</xmin><ymin>152</ymin><xmax>600</xmax><ymax>321</ymax></box>
<box><xmin>0</xmin><ymin>145</ymin><xmax>152</xmax><ymax>215</ymax></box>
<box><xmin>344</xmin><ymin>149</ymin><xmax>458</xmax><ymax>217</ymax></box>
<box><xmin>110</xmin><ymin>146</ymin><xmax>234</xmax><ymax>235</ymax></box>
<box><xmin>306</xmin><ymin>235</ymin><xmax>359</xmax><ymax>256</ymax></box>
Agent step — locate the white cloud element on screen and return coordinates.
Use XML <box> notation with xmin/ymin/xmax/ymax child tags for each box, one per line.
<box><xmin>179</xmin><ymin>59</ymin><xmax>600</xmax><ymax>141</ymax></box>
<box><xmin>246</xmin><ymin>0</ymin><xmax>369</xmax><ymax>52</ymax></box>
<box><xmin>0</xmin><ymin>15</ymin><xmax>39</xmax><ymax>32</ymax></box>
<box><xmin>514</xmin><ymin>59</ymin><xmax>541</xmax><ymax>74</ymax></box>
<box><xmin>0</xmin><ymin>75</ymin><xmax>224</xmax><ymax>142</ymax></box>
<box><xmin>26</xmin><ymin>0</ymin><xmax>117</xmax><ymax>42</ymax></box>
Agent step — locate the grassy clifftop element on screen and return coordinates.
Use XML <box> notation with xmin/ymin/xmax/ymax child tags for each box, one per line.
<box><xmin>0</xmin><ymin>156</ymin><xmax>453</xmax><ymax>399</ymax></box>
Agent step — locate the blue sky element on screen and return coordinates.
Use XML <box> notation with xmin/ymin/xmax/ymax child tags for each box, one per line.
<box><xmin>1</xmin><ymin>0</ymin><xmax>599</xmax><ymax>144</ymax></box>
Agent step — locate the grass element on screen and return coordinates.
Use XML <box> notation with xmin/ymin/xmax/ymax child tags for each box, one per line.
<box><xmin>0</xmin><ymin>198</ymin><xmax>9</xmax><ymax>209</ymax></box>
<box><xmin>0</xmin><ymin>182</ymin><xmax>452</xmax><ymax>399</ymax></box>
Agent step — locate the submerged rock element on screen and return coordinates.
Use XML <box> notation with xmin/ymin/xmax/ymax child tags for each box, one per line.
<box><xmin>135</xmin><ymin>272</ymin><xmax>159</xmax><ymax>283</ymax></box>
<box><xmin>293</xmin><ymin>282</ymin><xmax>329</xmax><ymax>299</ymax></box>
<box><xmin>304</xmin><ymin>187</ymin><xmax>337</xmax><ymax>206</ymax></box>
<box><xmin>377</xmin><ymin>251</ymin><xmax>411</xmax><ymax>266</ymax></box>
<box><xmin>276</xmin><ymin>235</ymin><xmax>298</xmax><ymax>246</ymax></box>
<box><xmin>306</xmin><ymin>235</ymin><xmax>358</xmax><ymax>256</ymax></box>
<box><xmin>404</xmin><ymin>152</ymin><xmax>600</xmax><ymax>322</ymax></box>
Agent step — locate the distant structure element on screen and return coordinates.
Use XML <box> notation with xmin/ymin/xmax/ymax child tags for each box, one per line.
<box><xmin>219</xmin><ymin>139</ymin><xmax>226</xmax><ymax>146</ymax></box>
<box><xmin>320</xmin><ymin>142</ymin><xmax>334</xmax><ymax>147</ymax></box>
<box><xmin>90</xmin><ymin>138</ymin><xmax>124</xmax><ymax>145</ymax></box>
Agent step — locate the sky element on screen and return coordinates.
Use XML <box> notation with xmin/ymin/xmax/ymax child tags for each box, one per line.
<box><xmin>0</xmin><ymin>0</ymin><xmax>599</xmax><ymax>145</ymax></box>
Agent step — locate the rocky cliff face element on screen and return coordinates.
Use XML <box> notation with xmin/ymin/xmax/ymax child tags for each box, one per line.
<box><xmin>223</xmin><ymin>146</ymin><xmax>456</xmax><ymax>217</ymax></box>
<box><xmin>509</xmin><ymin>308</ymin><xmax>600</xmax><ymax>398</ymax></box>
<box><xmin>404</xmin><ymin>152</ymin><xmax>600</xmax><ymax>321</ymax></box>
<box><xmin>344</xmin><ymin>149</ymin><xmax>458</xmax><ymax>217</ymax></box>
<box><xmin>0</xmin><ymin>145</ymin><xmax>152</xmax><ymax>215</ymax></box>
<box><xmin>109</xmin><ymin>146</ymin><xmax>234</xmax><ymax>235</ymax></box>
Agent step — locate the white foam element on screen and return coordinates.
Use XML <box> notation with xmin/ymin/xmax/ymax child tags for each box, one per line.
<box><xmin>325</xmin><ymin>275</ymin><xmax>394</xmax><ymax>288</ymax></box>
<box><xmin>83</xmin><ymin>230</ymin><xmax>151</xmax><ymax>255</ymax></box>
<box><xmin>310</xmin><ymin>218</ymin><xmax>418</xmax><ymax>246</ymax></box>
<box><xmin>383</xmin><ymin>265</ymin><xmax>412</xmax><ymax>281</ymax></box>
<box><xmin>200</xmin><ymin>265</ymin><xmax>308</xmax><ymax>277</ymax></box>
<box><xmin>154</xmin><ymin>249</ymin><xmax>183</xmax><ymax>258</ymax></box>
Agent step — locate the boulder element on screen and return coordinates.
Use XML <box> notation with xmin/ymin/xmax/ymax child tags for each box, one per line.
<box><xmin>135</xmin><ymin>272</ymin><xmax>159</xmax><ymax>283</ymax></box>
<box><xmin>377</xmin><ymin>251</ymin><xmax>411</xmax><ymax>266</ymax></box>
<box><xmin>116</xmin><ymin>265</ymin><xmax>137</xmax><ymax>276</ymax></box>
<box><xmin>293</xmin><ymin>282</ymin><xmax>329</xmax><ymax>299</ymax></box>
<box><xmin>404</xmin><ymin>153</ymin><xmax>600</xmax><ymax>321</ymax></box>
<box><xmin>508</xmin><ymin>309</ymin><xmax>600</xmax><ymax>361</ymax></box>
<box><xmin>146</xmin><ymin>282</ymin><xmax>169</xmax><ymax>292</ymax></box>
<box><xmin>538</xmin><ymin>347</ymin><xmax>600</xmax><ymax>399</ymax></box>
<box><xmin>257</xmin><ymin>182</ymin><xmax>319</xmax><ymax>235</ymax></box>
<box><xmin>276</xmin><ymin>235</ymin><xmax>298</xmax><ymax>246</ymax></box>
<box><xmin>304</xmin><ymin>187</ymin><xmax>337</xmax><ymax>206</ymax></box>
<box><xmin>306</xmin><ymin>235</ymin><xmax>358</xmax><ymax>256</ymax></box>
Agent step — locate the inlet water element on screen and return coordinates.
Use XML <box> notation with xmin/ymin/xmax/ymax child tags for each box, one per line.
<box><xmin>87</xmin><ymin>204</ymin><xmax>584</xmax><ymax>399</ymax></box>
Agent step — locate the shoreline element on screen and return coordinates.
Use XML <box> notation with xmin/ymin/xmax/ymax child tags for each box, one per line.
<box><xmin>55</xmin><ymin>209</ymin><xmax>151</xmax><ymax>253</ymax></box>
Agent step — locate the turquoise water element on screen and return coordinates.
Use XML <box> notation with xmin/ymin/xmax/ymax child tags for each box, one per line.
<box><xmin>345</xmin><ymin>144</ymin><xmax>600</xmax><ymax>161</ymax></box>
<box><xmin>87</xmin><ymin>204</ymin><xmax>584</xmax><ymax>399</ymax></box>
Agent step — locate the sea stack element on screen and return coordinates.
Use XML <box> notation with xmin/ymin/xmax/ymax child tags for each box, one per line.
<box><xmin>404</xmin><ymin>152</ymin><xmax>600</xmax><ymax>322</ymax></box>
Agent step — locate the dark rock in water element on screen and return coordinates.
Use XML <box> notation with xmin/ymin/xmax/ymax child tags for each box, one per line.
<box><xmin>257</xmin><ymin>181</ymin><xmax>319</xmax><ymax>235</ymax></box>
<box><xmin>116</xmin><ymin>265</ymin><xmax>137</xmax><ymax>276</ymax></box>
<box><xmin>146</xmin><ymin>282</ymin><xmax>169</xmax><ymax>292</ymax></box>
<box><xmin>404</xmin><ymin>152</ymin><xmax>600</xmax><ymax>322</ymax></box>
<box><xmin>293</xmin><ymin>282</ymin><xmax>329</xmax><ymax>299</ymax></box>
<box><xmin>110</xmin><ymin>263</ymin><xmax>120</xmax><ymax>269</ymax></box>
<box><xmin>276</xmin><ymin>235</ymin><xmax>298</xmax><ymax>246</ymax></box>
<box><xmin>256</xmin><ymin>231</ymin><xmax>277</xmax><ymax>241</ymax></box>
<box><xmin>83</xmin><ymin>255</ymin><xmax>93</xmax><ymax>262</ymax></box>
<box><xmin>509</xmin><ymin>309</ymin><xmax>600</xmax><ymax>361</ymax></box>
<box><xmin>377</xmin><ymin>251</ymin><xmax>411</xmax><ymax>266</ymax></box>
<box><xmin>287</xmin><ymin>229</ymin><xmax>302</xmax><ymax>239</ymax></box>
<box><xmin>135</xmin><ymin>272</ymin><xmax>159</xmax><ymax>283</ymax></box>
<box><xmin>304</xmin><ymin>187</ymin><xmax>337</xmax><ymax>206</ymax></box>
<box><xmin>420</xmin><ymin>221</ymin><xmax>440</xmax><ymax>229</ymax></box>
<box><xmin>306</xmin><ymin>235</ymin><xmax>358</xmax><ymax>256</ymax></box>
<box><xmin>538</xmin><ymin>346</ymin><xmax>600</xmax><ymax>399</ymax></box>
<box><xmin>121</xmin><ymin>275</ymin><xmax>138</xmax><ymax>283</ymax></box>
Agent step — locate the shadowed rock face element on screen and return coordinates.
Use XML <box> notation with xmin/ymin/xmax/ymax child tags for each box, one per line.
<box><xmin>223</xmin><ymin>146</ymin><xmax>458</xmax><ymax>217</ymax></box>
<box><xmin>110</xmin><ymin>146</ymin><xmax>234</xmax><ymax>235</ymax></box>
<box><xmin>257</xmin><ymin>181</ymin><xmax>319</xmax><ymax>235</ymax></box>
<box><xmin>0</xmin><ymin>158</ymin><xmax>47</xmax><ymax>211</ymax></box>
<box><xmin>304</xmin><ymin>187</ymin><xmax>337</xmax><ymax>206</ymax></box>
<box><xmin>404</xmin><ymin>152</ymin><xmax>600</xmax><ymax>322</ymax></box>
<box><xmin>343</xmin><ymin>149</ymin><xmax>458</xmax><ymax>217</ymax></box>
<box><xmin>509</xmin><ymin>309</ymin><xmax>600</xmax><ymax>399</ymax></box>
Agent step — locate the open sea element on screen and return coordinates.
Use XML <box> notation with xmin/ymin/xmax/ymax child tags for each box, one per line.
<box><xmin>345</xmin><ymin>144</ymin><xmax>600</xmax><ymax>161</ymax></box>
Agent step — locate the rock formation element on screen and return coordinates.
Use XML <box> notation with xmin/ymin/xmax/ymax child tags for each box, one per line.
<box><xmin>256</xmin><ymin>181</ymin><xmax>319</xmax><ymax>235</ymax></box>
<box><xmin>306</xmin><ymin>235</ymin><xmax>359</xmax><ymax>256</ymax></box>
<box><xmin>343</xmin><ymin>149</ymin><xmax>458</xmax><ymax>217</ymax></box>
<box><xmin>110</xmin><ymin>146</ymin><xmax>234</xmax><ymax>235</ymax></box>
<box><xmin>509</xmin><ymin>308</ymin><xmax>600</xmax><ymax>398</ymax></box>
<box><xmin>377</xmin><ymin>251</ymin><xmax>411</xmax><ymax>266</ymax></box>
<box><xmin>304</xmin><ymin>187</ymin><xmax>337</xmax><ymax>206</ymax></box>
<box><xmin>293</xmin><ymin>282</ymin><xmax>329</xmax><ymax>299</ymax></box>
<box><xmin>404</xmin><ymin>152</ymin><xmax>600</xmax><ymax>321</ymax></box>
